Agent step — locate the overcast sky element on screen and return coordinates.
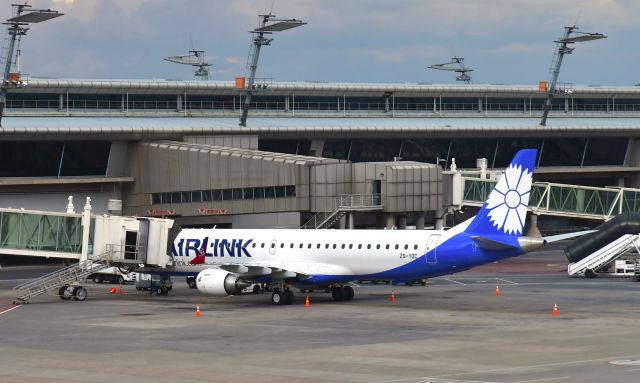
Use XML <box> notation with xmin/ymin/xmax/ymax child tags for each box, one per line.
<box><xmin>2</xmin><ymin>0</ymin><xmax>638</xmax><ymax>85</ymax></box>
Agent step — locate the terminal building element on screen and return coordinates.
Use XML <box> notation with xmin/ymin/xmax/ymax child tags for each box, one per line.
<box><xmin>2</xmin><ymin>79</ymin><xmax>640</xmax><ymax>230</ymax></box>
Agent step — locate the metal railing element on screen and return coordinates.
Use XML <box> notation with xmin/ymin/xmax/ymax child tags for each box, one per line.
<box><xmin>301</xmin><ymin>194</ymin><xmax>383</xmax><ymax>229</ymax></box>
<box><xmin>463</xmin><ymin>177</ymin><xmax>640</xmax><ymax>220</ymax></box>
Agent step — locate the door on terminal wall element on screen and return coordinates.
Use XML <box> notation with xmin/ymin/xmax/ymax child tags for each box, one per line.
<box><xmin>124</xmin><ymin>231</ymin><xmax>138</xmax><ymax>260</ymax></box>
<box><xmin>371</xmin><ymin>180</ymin><xmax>382</xmax><ymax>194</ymax></box>
<box><xmin>425</xmin><ymin>234</ymin><xmax>439</xmax><ymax>264</ymax></box>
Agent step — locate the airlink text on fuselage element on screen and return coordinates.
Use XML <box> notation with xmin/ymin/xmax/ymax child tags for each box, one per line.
<box><xmin>172</xmin><ymin>237</ymin><xmax>254</xmax><ymax>258</ymax></box>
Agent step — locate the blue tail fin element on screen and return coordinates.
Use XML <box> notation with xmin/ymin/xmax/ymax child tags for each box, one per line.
<box><xmin>465</xmin><ymin>149</ymin><xmax>537</xmax><ymax>237</ymax></box>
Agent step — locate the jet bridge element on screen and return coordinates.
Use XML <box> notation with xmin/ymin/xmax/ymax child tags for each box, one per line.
<box><xmin>8</xmin><ymin>197</ymin><xmax>175</xmax><ymax>303</ymax></box>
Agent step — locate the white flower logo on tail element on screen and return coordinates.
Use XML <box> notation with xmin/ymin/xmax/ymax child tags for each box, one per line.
<box><xmin>485</xmin><ymin>163</ymin><xmax>532</xmax><ymax>235</ymax></box>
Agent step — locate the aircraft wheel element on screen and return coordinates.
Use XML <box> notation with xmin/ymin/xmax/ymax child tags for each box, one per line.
<box><xmin>72</xmin><ymin>286</ymin><xmax>87</xmax><ymax>301</ymax></box>
<box><xmin>284</xmin><ymin>290</ymin><xmax>294</xmax><ymax>305</ymax></box>
<box><xmin>92</xmin><ymin>275</ymin><xmax>102</xmax><ymax>284</ymax></box>
<box><xmin>343</xmin><ymin>286</ymin><xmax>354</xmax><ymax>301</ymax></box>
<box><xmin>331</xmin><ymin>286</ymin><xmax>344</xmax><ymax>301</ymax></box>
<box><xmin>584</xmin><ymin>269</ymin><xmax>598</xmax><ymax>278</ymax></box>
<box><xmin>271</xmin><ymin>290</ymin><xmax>284</xmax><ymax>305</ymax></box>
<box><xmin>186</xmin><ymin>277</ymin><xmax>197</xmax><ymax>289</ymax></box>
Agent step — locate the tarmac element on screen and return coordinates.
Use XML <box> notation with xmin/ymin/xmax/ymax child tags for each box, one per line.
<box><xmin>1</xmin><ymin>243</ymin><xmax>640</xmax><ymax>383</ymax></box>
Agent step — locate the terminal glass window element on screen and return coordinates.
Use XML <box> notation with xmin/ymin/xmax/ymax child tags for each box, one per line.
<box><xmin>222</xmin><ymin>189</ymin><xmax>232</xmax><ymax>201</ymax></box>
<box><xmin>275</xmin><ymin>186</ymin><xmax>286</xmax><ymax>198</ymax></box>
<box><xmin>285</xmin><ymin>185</ymin><xmax>296</xmax><ymax>197</ymax></box>
<box><xmin>539</xmin><ymin>138</ymin><xmax>586</xmax><ymax>167</ymax></box>
<box><xmin>582</xmin><ymin>137</ymin><xmax>627</xmax><ymax>166</ymax></box>
<box><xmin>254</xmin><ymin>187</ymin><xmax>265</xmax><ymax>199</ymax></box>
<box><xmin>151</xmin><ymin>194</ymin><xmax>161</xmax><ymax>205</ymax></box>
<box><xmin>181</xmin><ymin>192</ymin><xmax>191</xmax><ymax>203</ymax></box>
<box><xmin>202</xmin><ymin>190</ymin><xmax>212</xmax><ymax>202</ymax></box>
<box><xmin>191</xmin><ymin>191</ymin><xmax>202</xmax><ymax>203</ymax></box>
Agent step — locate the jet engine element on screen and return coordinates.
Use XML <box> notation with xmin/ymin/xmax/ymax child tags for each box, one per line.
<box><xmin>196</xmin><ymin>268</ymin><xmax>252</xmax><ymax>296</ymax></box>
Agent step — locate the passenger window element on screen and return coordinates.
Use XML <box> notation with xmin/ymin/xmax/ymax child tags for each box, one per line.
<box><xmin>333</xmin><ymin>244</ymin><xmax>337</xmax><ymax>249</ymax></box>
<box><xmin>299</xmin><ymin>243</ymin><xmax>303</xmax><ymax>249</ymax></box>
<box><xmin>308</xmin><ymin>244</ymin><xmax>312</xmax><ymax>249</ymax></box>
<box><xmin>358</xmin><ymin>244</ymin><xmax>362</xmax><ymax>249</ymax></box>
<box><xmin>404</xmin><ymin>244</ymin><xmax>408</xmax><ymax>250</ymax></box>
<box><xmin>367</xmin><ymin>244</ymin><xmax>371</xmax><ymax>249</ymax></box>
<box><xmin>341</xmin><ymin>244</ymin><xmax>345</xmax><ymax>249</ymax></box>
<box><xmin>316</xmin><ymin>244</ymin><xmax>321</xmax><ymax>249</ymax></box>
<box><xmin>414</xmin><ymin>244</ymin><xmax>418</xmax><ymax>250</ymax></box>
<box><xmin>325</xmin><ymin>244</ymin><xmax>329</xmax><ymax>249</ymax></box>
<box><xmin>386</xmin><ymin>244</ymin><xmax>390</xmax><ymax>250</ymax></box>
<box><xmin>290</xmin><ymin>243</ymin><xmax>294</xmax><ymax>249</ymax></box>
<box><xmin>252</xmin><ymin>243</ymin><xmax>256</xmax><ymax>248</ymax></box>
<box><xmin>349</xmin><ymin>244</ymin><xmax>353</xmax><ymax>249</ymax></box>
<box><xmin>261</xmin><ymin>243</ymin><xmax>265</xmax><ymax>248</ymax></box>
<box><xmin>271</xmin><ymin>243</ymin><xmax>276</xmax><ymax>248</ymax></box>
<box><xmin>395</xmin><ymin>244</ymin><xmax>399</xmax><ymax>250</ymax></box>
<box><xmin>376</xmin><ymin>244</ymin><xmax>380</xmax><ymax>250</ymax></box>
<box><xmin>280</xmin><ymin>243</ymin><xmax>284</xmax><ymax>248</ymax></box>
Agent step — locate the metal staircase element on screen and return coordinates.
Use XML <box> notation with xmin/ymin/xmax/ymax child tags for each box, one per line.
<box><xmin>567</xmin><ymin>234</ymin><xmax>639</xmax><ymax>277</ymax></box>
<box><xmin>13</xmin><ymin>250</ymin><xmax>114</xmax><ymax>304</ymax></box>
<box><xmin>301</xmin><ymin>194</ymin><xmax>383</xmax><ymax>229</ymax></box>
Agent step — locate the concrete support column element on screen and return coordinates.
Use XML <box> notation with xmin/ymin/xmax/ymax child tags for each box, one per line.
<box><xmin>397</xmin><ymin>215</ymin><xmax>407</xmax><ymax>230</ymax></box>
<box><xmin>177</xmin><ymin>95</ymin><xmax>183</xmax><ymax>111</ymax></box>
<box><xmin>285</xmin><ymin>96</ymin><xmax>290</xmax><ymax>112</ymax></box>
<box><xmin>385</xmin><ymin>213</ymin><xmax>395</xmax><ymax>229</ymax></box>
<box><xmin>339</xmin><ymin>215</ymin><xmax>346</xmax><ymax>229</ymax></box>
<box><xmin>58</xmin><ymin>94</ymin><xmax>64</xmax><ymax>112</ymax></box>
<box><xmin>478</xmin><ymin>97</ymin><xmax>483</xmax><ymax>112</ymax></box>
<box><xmin>309</xmin><ymin>139</ymin><xmax>325</xmax><ymax>157</ymax></box>
<box><xmin>415</xmin><ymin>211</ymin><xmax>425</xmax><ymax>230</ymax></box>
<box><xmin>564</xmin><ymin>98</ymin><xmax>569</xmax><ymax>113</ymax></box>
<box><xmin>347</xmin><ymin>212</ymin><xmax>355</xmax><ymax>229</ymax></box>
<box><xmin>435</xmin><ymin>209</ymin><xmax>445</xmax><ymax>230</ymax></box>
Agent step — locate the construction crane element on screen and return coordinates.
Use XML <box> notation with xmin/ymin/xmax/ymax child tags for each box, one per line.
<box><xmin>428</xmin><ymin>57</ymin><xmax>473</xmax><ymax>84</ymax></box>
<box><xmin>539</xmin><ymin>25</ymin><xmax>606</xmax><ymax>126</ymax></box>
<box><xmin>164</xmin><ymin>49</ymin><xmax>212</xmax><ymax>80</ymax></box>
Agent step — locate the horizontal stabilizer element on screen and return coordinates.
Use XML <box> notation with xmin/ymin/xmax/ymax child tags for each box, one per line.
<box><xmin>544</xmin><ymin>230</ymin><xmax>597</xmax><ymax>243</ymax></box>
<box><xmin>471</xmin><ymin>236</ymin><xmax>518</xmax><ymax>250</ymax></box>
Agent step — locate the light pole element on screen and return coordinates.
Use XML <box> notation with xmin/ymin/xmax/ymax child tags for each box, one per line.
<box><xmin>0</xmin><ymin>3</ymin><xmax>63</xmax><ymax>126</ymax></box>
<box><xmin>239</xmin><ymin>14</ymin><xmax>305</xmax><ymax>127</ymax></box>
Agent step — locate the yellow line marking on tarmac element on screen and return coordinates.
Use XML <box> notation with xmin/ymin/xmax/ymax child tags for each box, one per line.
<box><xmin>0</xmin><ymin>305</ymin><xmax>21</xmax><ymax>316</ymax></box>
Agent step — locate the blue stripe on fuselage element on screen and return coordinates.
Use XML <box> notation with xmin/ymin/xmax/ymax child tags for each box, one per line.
<box><xmin>298</xmin><ymin>232</ymin><xmax>524</xmax><ymax>284</ymax></box>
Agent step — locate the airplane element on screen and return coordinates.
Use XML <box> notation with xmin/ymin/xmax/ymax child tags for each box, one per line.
<box><xmin>170</xmin><ymin>149</ymin><xmax>582</xmax><ymax>305</ymax></box>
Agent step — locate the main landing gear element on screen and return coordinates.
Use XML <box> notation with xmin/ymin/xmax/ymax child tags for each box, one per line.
<box><xmin>330</xmin><ymin>285</ymin><xmax>354</xmax><ymax>302</ymax></box>
<box><xmin>271</xmin><ymin>287</ymin><xmax>295</xmax><ymax>305</ymax></box>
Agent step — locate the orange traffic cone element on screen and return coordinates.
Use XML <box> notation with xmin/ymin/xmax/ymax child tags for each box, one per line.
<box><xmin>119</xmin><ymin>285</ymin><xmax>123</xmax><ymax>296</ymax></box>
<box><xmin>495</xmin><ymin>285</ymin><xmax>501</xmax><ymax>297</ymax></box>
<box><xmin>110</xmin><ymin>287</ymin><xmax>117</xmax><ymax>294</ymax></box>
<box><xmin>305</xmin><ymin>295</ymin><xmax>311</xmax><ymax>308</ymax></box>
<box><xmin>389</xmin><ymin>289</ymin><xmax>396</xmax><ymax>303</ymax></box>
<box><xmin>552</xmin><ymin>304</ymin><xmax>559</xmax><ymax>316</ymax></box>
<box><xmin>195</xmin><ymin>305</ymin><xmax>202</xmax><ymax>317</ymax></box>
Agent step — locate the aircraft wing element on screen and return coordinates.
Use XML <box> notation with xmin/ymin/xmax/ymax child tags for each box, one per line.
<box><xmin>543</xmin><ymin>230</ymin><xmax>597</xmax><ymax>243</ymax></box>
<box><xmin>217</xmin><ymin>261</ymin><xmax>351</xmax><ymax>280</ymax></box>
